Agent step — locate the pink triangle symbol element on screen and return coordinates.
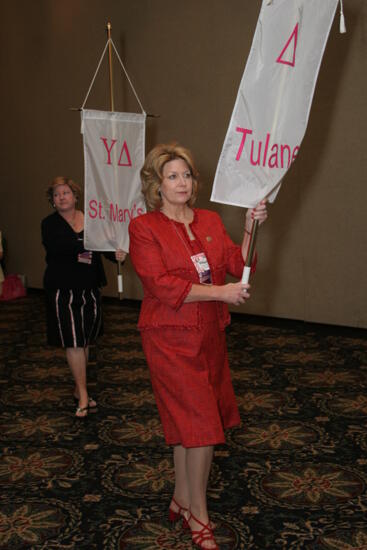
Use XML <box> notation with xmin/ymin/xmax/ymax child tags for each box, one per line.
<box><xmin>276</xmin><ymin>23</ymin><xmax>299</xmax><ymax>67</ymax></box>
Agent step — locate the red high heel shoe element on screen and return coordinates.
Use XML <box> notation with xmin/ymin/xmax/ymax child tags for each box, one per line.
<box><xmin>188</xmin><ymin>511</ymin><xmax>219</xmax><ymax>550</ymax></box>
<box><xmin>168</xmin><ymin>496</ymin><xmax>189</xmax><ymax>528</ymax></box>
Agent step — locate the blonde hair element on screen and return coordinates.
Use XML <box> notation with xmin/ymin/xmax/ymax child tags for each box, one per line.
<box><xmin>141</xmin><ymin>143</ymin><xmax>199</xmax><ymax>211</ymax></box>
<box><xmin>46</xmin><ymin>176</ymin><xmax>81</xmax><ymax>207</ymax></box>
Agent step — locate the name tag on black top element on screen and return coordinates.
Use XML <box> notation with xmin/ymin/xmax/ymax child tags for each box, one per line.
<box><xmin>78</xmin><ymin>251</ymin><xmax>92</xmax><ymax>265</ymax></box>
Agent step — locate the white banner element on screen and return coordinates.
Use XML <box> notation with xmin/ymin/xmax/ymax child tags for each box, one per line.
<box><xmin>211</xmin><ymin>0</ymin><xmax>338</xmax><ymax>208</ymax></box>
<box><xmin>81</xmin><ymin>109</ymin><xmax>146</xmax><ymax>252</ymax></box>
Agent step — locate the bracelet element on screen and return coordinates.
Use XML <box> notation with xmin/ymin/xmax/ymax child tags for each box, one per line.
<box><xmin>245</xmin><ymin>229</ymin><xmax>251</xmax><ymax>235</ymax></box>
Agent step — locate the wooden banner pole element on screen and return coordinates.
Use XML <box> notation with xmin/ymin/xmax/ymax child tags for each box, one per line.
<box><xmin>241</xmin><ymin>219</ymin><xmax>259</xmax><ymax>284</ymax></box>
<box><xmin>106</xmin><ymin>22</ymin><xmax>123</xmax><ymax>299</ymax></box>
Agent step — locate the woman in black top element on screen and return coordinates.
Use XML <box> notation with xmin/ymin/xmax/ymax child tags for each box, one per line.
<box><xmin>42</xmin><ymin>176</ymin><xmax>125</xmax><ymax>417</ymax></box>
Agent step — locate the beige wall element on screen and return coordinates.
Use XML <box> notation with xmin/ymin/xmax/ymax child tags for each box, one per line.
<box><xmin>1</xmin><ymin>0</ymin><xmax>366</xmax><ymax>327</ymax></box>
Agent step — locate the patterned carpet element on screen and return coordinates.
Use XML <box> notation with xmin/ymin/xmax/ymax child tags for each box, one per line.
<box><xmin>0</xmin><ymin>290</ymin><xmax>367</xmax><ymax>549</ymax></box>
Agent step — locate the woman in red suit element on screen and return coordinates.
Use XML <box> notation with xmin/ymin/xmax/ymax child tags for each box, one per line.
<box><xmin>129</xmin><ymin>143</ymin><xmax>267</xmax><ymax>549</ymax></box>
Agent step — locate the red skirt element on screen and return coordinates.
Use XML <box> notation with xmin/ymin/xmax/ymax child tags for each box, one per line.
<box><xmin>141</xmin><ymin>314</ymin><xmax>240</xmax><ymax>448</ymax></box>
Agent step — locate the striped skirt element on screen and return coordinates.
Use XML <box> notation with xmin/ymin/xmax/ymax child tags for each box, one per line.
<box><xmin>45</xmin><ymin>288</ymin><xmax>102</xmax><ymax>348</ymax></box>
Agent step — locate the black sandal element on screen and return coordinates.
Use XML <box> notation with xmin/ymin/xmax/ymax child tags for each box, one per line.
<box><xmin>75</xmin><ymin>406</ymin><xmax>88</xmax><ymax>418</ymax></box>
<box><xmin>73</xmin><ymin>396</ymin><xmax>97</xmax><ymax>409</ymax></box>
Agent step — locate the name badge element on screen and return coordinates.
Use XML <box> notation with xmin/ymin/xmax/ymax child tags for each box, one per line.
<box><xmin>78</xmin><ymin>251</ymin><xmax>92</xmax><ymax>265</ymax></box>
<box><xmin>191</xmin><ymin>252</ymin><xmax>212</xmax><ymax>284</ymax></box>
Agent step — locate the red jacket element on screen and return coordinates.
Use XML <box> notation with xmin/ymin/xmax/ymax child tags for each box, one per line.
<box><xmin>129</xmin><ymin>209</ymin><xmax>248</xmax><ymax>331</ymax></box>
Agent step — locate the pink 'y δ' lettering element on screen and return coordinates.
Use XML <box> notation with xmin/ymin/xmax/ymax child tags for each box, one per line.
<box><xmin>118</xmin><ymin>141</ymin><xmax>132</xmax><ymax>167</ymax></box>
<box><xmin>277</xmin><ymin>23</ymin><xmax>299</xmax><ymax>67</ymax></box>
<box><xmin>101</xmin><ymin>137</ymin><xmax>117</xmax><ymax>165</ymax></box>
